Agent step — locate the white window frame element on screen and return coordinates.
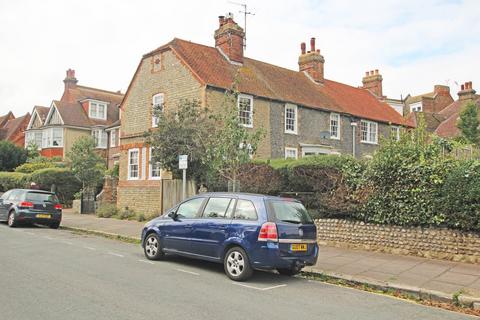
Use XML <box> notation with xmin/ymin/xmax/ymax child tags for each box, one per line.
<box><xmin>330</xmin><ymin>113</ymin><xmax>340</xmax><ymax>140</ymax></box>
<box><xmin>360</xmin><ymin>120</ymin><xmax>378</xmax><ymax>144</ymax></box>
<box><xmin>149</xmin><ymin>147</ymin><xmax>162</xmax><ymax>180</ymax></box>
<box><xmin>152</xmin><ymin>93</ymin><xmax>164</xmax><ymax>128</ymax></box>
<box><xmin>110</xmin><ymin>129</ymin><xmax>117</xmax><ymax>148</ymax></box>
<box><xmin>25</xmin><ymin>130</ymin><xmax>43</xmax><ymax>149</ymax></box>
<box><xmin>237</xmin><ymin>94</ymin><xmax>253</xmax><ymax>128</ymax></box>
<box><xmin>92</xmin><ymin>129</ymin><xmax>107</xmax><ymax>149</ymax></box>
<box><xmin>285</xmin><ymin>147</ymin><xmax>298</xmax><ymax>159</ymax></box>
<box><xmin>41</xmin><ymin>128</ymin><xmax>63</xmax><ymax>148</ymax></box>
<box><xmin>410</xmin><ymin>102</ymin><xmax>422</xmax><ymax>113</ymax></box>
<box><xmin>89</xmin><ymin>101</ymin><xmax>108</xmax><ymax>120</ymax></box>
<box><xmin>127</xmin><ymin>148</ymin><xmax>140</xmax><ymax>180</ymax></box>
<box><xmin>284</xmin><ymin>104</ymin><xmax>298</xmax><ymax>134</ymax></box>
<box><xmin>391</xmin><ymin>126</ymin><xmax>400</xmax><ymax>141</ymax></box>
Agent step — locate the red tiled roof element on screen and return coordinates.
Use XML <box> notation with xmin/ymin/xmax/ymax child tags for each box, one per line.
<box><xmin>435</xmin><ymin>98</ymin><xmax>480</xmax><ymax>138</ymax></box>
<box><xmin>2</xmin><ymin>113</ymin><xmax>30</xmax><ymax>139</ymax></box>
<box><xmin>33</xmin><ymin>106</ymin><xmax>49</xmax><ymax>122</ymax></box>
<box><xmin>148</xmin><ymin>38</ymin><xmax>407</xmax><ymax>126</ymax></box>
<box><xmin>0</xmin><ymin>111</ymin><xmax>14</xmax><ymax>127</ymax></box>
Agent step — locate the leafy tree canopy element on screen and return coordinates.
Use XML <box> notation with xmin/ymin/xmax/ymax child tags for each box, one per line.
<box><xmin>458</xmin><ymin>101</ymin><xmax>480</xmax><ymax>145</ymax></box>
<box><xmin>0</xmin><ymin>141</ymin><xmax>28</xmax><ymax>171</ymax></box>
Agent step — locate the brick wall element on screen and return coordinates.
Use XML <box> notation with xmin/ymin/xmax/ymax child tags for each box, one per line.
<box><xmin>315</xmin><ymin>219</ymin><xmax>480</xmax><ymax>263</ymax></box>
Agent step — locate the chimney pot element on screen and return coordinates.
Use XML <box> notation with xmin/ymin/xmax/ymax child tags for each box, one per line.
<box><xmin>316</xmin><ymin>49</ymin><xmax>320</xmax><ymax>53</ymax></box>
<box><xmin>310</xmin><ymin>37</ymin><xmax>316</xmax><ymax>52</ymax></box>
<box><xmin>214</xmin><ymin>14</ymin><xmax>245</xmax><ymax>63</ymax></box>
<box><xmin>375</xmin><ymin>69</ymin><xmax>379</xmax><ymax>75</ymax></box>
<box><xmin>461</xmin><ymin>84</ymin><xmax>465</xmax><ymax>90</ymax></box>
<box><xmin>365</xmin><ymin>71</ymin><xmax>369</xmax><ymax>76</ymax></box>
<box><xmin>300</xmin><ymin>42</ymin><xmax>306</xmax><ymax>55</ymax></box>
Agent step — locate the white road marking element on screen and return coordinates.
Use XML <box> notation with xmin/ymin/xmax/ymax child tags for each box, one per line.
<box><xmin>83</xmin><ymin>246</ymin><xmax>96</xmax><ymax>251</ymax></box>
<box><xmin>138</xmin><ymin>259</ymin><xmax>155</xmax><ymax>265</ymax></box>
<box><xmin>232</xmin><ymin>282</ymin><xmax>287</xmax><ymax>291</ymax></box>
<box><xmin>61</xmin><ymin>241</ymin><xmax>73</xmax><ymax>245</ymax></box>
<box><xmin>25</xmin><ymin>232</ymin><xmax>35</xmax><ymax>235</ymax></box>
<box><xmin>107</xmin><ymin>252</ymin><xmax>124</xmax><ymax>258</ymax></box>
<box><xmin>44</xmin><ymin>236</ymin><xmax>56</xmax><ymax>240</ymax></box>
<box><xmin>175</xmin><ymin>268</ymin><xmax>200</xmax><ymax>276</ymax></box>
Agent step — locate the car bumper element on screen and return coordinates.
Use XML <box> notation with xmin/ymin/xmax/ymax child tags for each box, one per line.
<box><xmin>250</xmin><ymin>242</ymin><xmax>319</xmax><ymax>270</ymax></box>
<box><xmin>16</xmin><ymin>210</ymin><xmax>62</xmax><ymax>224</ymax></box>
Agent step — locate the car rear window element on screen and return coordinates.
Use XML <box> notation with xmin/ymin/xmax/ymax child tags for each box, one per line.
<box><xmin>267</xmin><ymin>200</ymin><xmax>313</xmax><ymax>224</ymax></box>
<box><xmin>26</xmin><ymin>192</ymin><xmax>58</xmax><ymax>203</ymax></box>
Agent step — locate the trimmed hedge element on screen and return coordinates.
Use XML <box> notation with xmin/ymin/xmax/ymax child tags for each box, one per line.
<box><xmin>0</xmin><ymin>172</ymin><xmax>29</xmax><ymax>192</ymax></box>
<box><xmin>15</xmin><ymin>161</ymin><xmax>58</xmax><ymax>174</ymax></box>
<box><xmin>30</xmin><ymin>168</ymin><xmax>81</xmax><ymax>206</ymax></box>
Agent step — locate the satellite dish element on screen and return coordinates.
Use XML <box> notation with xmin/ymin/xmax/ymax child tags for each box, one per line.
<box><xmin>320</xmin><ymin>131</ymin><xmax>330</xmax><ymax>139</ymax></box>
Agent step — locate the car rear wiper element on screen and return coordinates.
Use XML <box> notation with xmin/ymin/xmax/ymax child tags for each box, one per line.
<box><xmin>281</xmin><ymin>219</ymin><xmax>301</xmax><ymax>224</ymax></box>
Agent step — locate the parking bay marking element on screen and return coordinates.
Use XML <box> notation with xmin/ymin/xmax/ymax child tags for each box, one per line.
<box><xmin>232</xmin><ymin>283</ymin><xmax>287</xmax><ymax>291</ymax></box>
<box><xmin>138</xmin><ymin>259</ymin><xmax>155</xmax><ymax>265</ymax></box>
<box><xmin>107</xmin><ymin>252</ymin><xmax>125</xmax><ymax>258</ymax></box>
<box><xmin>175</xmin><ymin>268</ymin><xmax>200</xmax><ymax>276</ymax></box>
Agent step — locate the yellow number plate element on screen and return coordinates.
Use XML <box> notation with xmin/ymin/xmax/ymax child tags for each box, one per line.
<box><xmin>291</xmin><ymin>243</ymin><xmax>307</xmax><ymax>251</ymax></box>
<box><xmin>36</xmin><ymin>214</ymin><xmax>51</xmax><ymax>219</ymax></box>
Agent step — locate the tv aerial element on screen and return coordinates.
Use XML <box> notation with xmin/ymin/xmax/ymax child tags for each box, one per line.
<box><xmin>228</xmin><ymin>1</ymin><xmax>255</xmax><ymax>50</ymax></box>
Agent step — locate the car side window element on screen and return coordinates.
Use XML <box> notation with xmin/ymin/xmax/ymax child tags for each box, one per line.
<box><xmin>233</xmin><ymin>199</ymin><xmax>258</xmax><ymax>221</ymax></box>
<box><xmin>10</xmin><ymin>191</ymin><xmax>23</xmax><ymax>201</ymax></box>
<box><xmin>202</xmin><ymin>198</ymin><xmax>233</xmax><ymax>219</ymax></box>
<box><xmin>176</xmin><ymin>198</ymin><xmax>205</xmax><ymax>219</ymax></box>
<box><xmin>1</xmin><ymin>191</ymin><xmax>11</xmax><ymax>200</ymax></box>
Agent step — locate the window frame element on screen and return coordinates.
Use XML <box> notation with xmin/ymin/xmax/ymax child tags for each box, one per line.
<box><xmin>110</xmin><ymin>129</ymin><xmax>117</xmax><ymax>148</ymax></box>
<box><xmin>92</xmin><ymin>129</ymin><xmax>108</xmax><ymax>149</ymax></box>
<box><xmin>233</xmin><ymin>199</ymin><xmax>258</xmax><ymax>221</ymax></box>
<box><xmin>360</xmin><ymin>120</ymin><xmax>378</xmax><ymax>144</ymax></box>
<box><xmin>391</xmin><ymin>126</ymin><xmax>400</xmax><ymax>141</ymax></box>
<box><xmin>89</xmin><ymin>101</ymin><xmax>108</xmax><ymax>120</ymax></box>
<box><xmin>284</xmin><ymin>147</ymin><xmax>298</xmax><ymax>159</ymax></box>
<box><xmin>127</xmin><ymin>148</ymin><xmax>140</xmax><ymax>180</ymax></box>
<box><xmin>41</xmin><ymin>128</ymin><xmax>63</xmax><ymax>148</ymax></box>
<box><xmin>201</xmin><ymin>197</ymin><xmax>235</xmax><ymax>219</ymax></box>
<box><xmin>330</xmin><ymin>113</ymin><xmax>341</xmax><ymax>140</ymax></box>
<box><xmin>284</xmin><ymin>103</ymin><xmax>298</xmax><ymax>134</ymax></box>
<box><xmin>175</xmin><ymin>197</ymin><xmax>207</xmax><ymax>219</ymax></box>
<box><xmin>237</xmin><ymin>94</ymin><xmax>253</xmax><ymax>128</ymax></box>
<box><xmin>149</xmin><ymin>147</ymin><xmax>162</xmax><ymax>180</ymax></box>
<box><xmin>152</xmin><ymin>93</ymin><xmax>164</xmax><ymax>128</ymax></box>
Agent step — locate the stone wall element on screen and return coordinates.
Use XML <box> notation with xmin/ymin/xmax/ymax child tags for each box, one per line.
<box><xmin>315</xmin><ymin>219</ymin><xmax>480</xmax><ymax>263</ymax></box>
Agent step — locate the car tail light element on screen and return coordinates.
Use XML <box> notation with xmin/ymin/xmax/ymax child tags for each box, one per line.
<box><xmin>54</xmin><ymin>204</ymin><xmax>62</xmax><ymax>210</ymax></box>
<box><xmin>258</xmin><ymin>222</ymin><xmax>278</xmax><ymax>242</ymax></box>
<box><xmin>19</xmin><ymin>201</ymin><xmax>34</xmax><ymax>209</ymax></box>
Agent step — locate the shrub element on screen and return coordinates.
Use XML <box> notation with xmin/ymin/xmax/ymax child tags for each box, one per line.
<box><xmin>96</xmin><ymin>203</ymin><xmax>118</xmax><ymax>218</ymax></box>
<box><xmin>0</xmin><ymin>141</ymin><xmax>28</xmax><ymax>171</ymax></box>
<box><xmin>0</xmin><ymin>172</ymin><xmax>29</xmax><ymax>192</ymax></box>
<box><xmin>118</xmin><ymin>207</ymin><xmax>136</xmax><ymax>220</ymax></box>
<box><xmin>30</xmin><ymin>168</ymin><xmax>82</xmax><ymax>206</ymax></box>
<box><xmin>15</xmin><ymin>161</ymin><xmax>57</xmax><ymax>174</ymax></box>
<box><xmin>237</xmin><ymin>163</ymin><xmax>283</xmax><ymax>195</ymax></box>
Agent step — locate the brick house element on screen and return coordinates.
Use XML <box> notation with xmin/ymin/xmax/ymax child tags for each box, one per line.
<box><xmin>24</xmin><ymin>69</ymin><xmax>123</xmax><ymax>167</ymax></box>
<box><xmin>118</xmin><ymin>14</ymin><xmax>407</xmax><ymax>213</ymax></box>
<box><xmin>0</xmin><ymin>112</ymin><xmax>31</xmax><ymax>147</ymax></box>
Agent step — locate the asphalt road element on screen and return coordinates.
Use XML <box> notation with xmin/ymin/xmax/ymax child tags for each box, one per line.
<box><xmin>0</xmin><ymin>224</ymin><xmax>475</xmax><ymax>320</ymax></box>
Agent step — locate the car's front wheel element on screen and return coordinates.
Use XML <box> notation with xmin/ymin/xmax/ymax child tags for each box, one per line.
<box><xmin>224</xmin><ymin>246</ymin><xmax>253</xmax><ymax>281</ymax></box>
<box><xmin>7</xmin><ymin>211</ymin><xmax>17</xmax><ymax>228</ymax></box>
<box><xmin>144</xmin><ymin>233</ymin><xmax>164</xmax><ymax>260</ymax></box>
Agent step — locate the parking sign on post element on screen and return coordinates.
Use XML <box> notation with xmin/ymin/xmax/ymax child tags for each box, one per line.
<box><xmin>179</xmin><ymin>155</ymin><xmax>188</xmax><ymax>200</ymax></box>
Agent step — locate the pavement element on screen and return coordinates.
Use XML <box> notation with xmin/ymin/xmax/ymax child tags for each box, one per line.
<box><xmin>0</xmin><ymin>223</ymin><xmax>475</xmax><ymax>320</ymax></box>
<box><xmin>61</xmin><ymin>210</ymin><xmax>480</xmax><ymax>305</ymax></box>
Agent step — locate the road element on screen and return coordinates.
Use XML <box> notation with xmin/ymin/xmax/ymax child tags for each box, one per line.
<box><xmin>0</xmin><ymin>224</ymin><xmax>474</xmax><ymax>320</ymax></box>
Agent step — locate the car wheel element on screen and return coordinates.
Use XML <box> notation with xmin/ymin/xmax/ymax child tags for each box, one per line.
<box><xmin>224</xmin><ymin>246</ymin><xmax>253</xmax><ymax>281</ymax></box>
<box><xmin>7</xmin><ymin>211</ymin><xmax>17</xmax><ymax>228</ymax></box>
<box><xmin>277</xmin><ymin>267</ymin><xmax>301</xmax><ymax>276</ymax></box>
<box><xmin>144</xmin><ymin>233</ymin><xmax>164</xmax><ymax>260</ymax></box>
<box><xmin>49</xmin><ymin>221</ymin><xmax>60</xmax><ymax>229</ymax></box>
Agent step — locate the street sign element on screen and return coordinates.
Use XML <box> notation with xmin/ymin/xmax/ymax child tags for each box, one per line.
<box><xmin>179</xmin><ymin>155</ymin><xmax>188</xmax><ymax>170</ymax></box>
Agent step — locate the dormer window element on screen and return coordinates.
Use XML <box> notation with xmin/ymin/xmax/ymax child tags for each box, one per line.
<box><xmin>89</xmin><ymin>101</ymin><xmax>107</xmax><ymax>120</ymax></box>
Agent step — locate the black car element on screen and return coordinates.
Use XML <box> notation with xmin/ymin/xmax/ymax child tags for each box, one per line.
<box><xmin>0</xmin><ymin>189</ymin><xmax>62</xmax><ymax>228</ymax></box>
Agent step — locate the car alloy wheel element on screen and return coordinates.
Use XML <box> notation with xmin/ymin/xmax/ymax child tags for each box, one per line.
<box><xmin>7</xmin><ymin>212</ymin><xmax>16</xmax><ymax>227</ymax></box>
<box><xmin>224</xmin><ymin>247</ymin><xmax>253</xmax><ymax>281</ymax></box>
<box><xmin>226</xmin><ymin>251</ymin><xmax>245</xmax><ymax>276</ymax></box>
<box><xmin>145</xmin><ymin>235</ymin><xmax>159</xmax><ymax>258</ymax></box>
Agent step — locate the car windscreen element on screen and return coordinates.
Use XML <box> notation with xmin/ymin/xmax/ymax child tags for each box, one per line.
<box><xmin>267</xmin><ymin>200</ymin><xmax>313</xmax><ymax>224</ymax></box>
<box><xmin>26</xmin><ymin>192</ymin><xmax>58</xmax><ymax>203</ymax></box>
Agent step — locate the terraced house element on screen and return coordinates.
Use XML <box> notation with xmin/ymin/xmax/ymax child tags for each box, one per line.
<box><xmin>24</xmin><ymin>69</ymin><xmax>124</xmax><ymax>168</ymax></box>
<box><xmin>0</xmin><ymin>111</ymin><xmax>31</xmax><ymax>147</ymax></box>
<box><xmin>118</xmin><ymin>14</ymin><xmax>407</xmax><ymax>213</ymax></box>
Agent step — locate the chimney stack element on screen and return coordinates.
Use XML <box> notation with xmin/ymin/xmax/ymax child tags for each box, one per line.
<box><xmin>63</xmin><ymin>68</ymin><xmax>78</xmax><ymax>90</ymax></box>
<box><xmin>298</xmin><ymin>37</ymin><xmax>325</xmax><ymax>83</ymax></box>
<box><xmin>458</xmin><ymin>81</ymin><xmax>476</xmax><ymax>101</ymax></box>
<box><xmin>214</xmin><ymin>13</ymin><xmax>245</xmax><ymax>64</ymax></box>
<box><xmin>362</xmin><ymin>69</ymin><xmax>383</xmax><ymax>98</ymax></box>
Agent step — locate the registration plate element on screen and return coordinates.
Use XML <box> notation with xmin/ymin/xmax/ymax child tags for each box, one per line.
<box><xmin>291</xmin><ymin>243</ymin><xmax>307</xmax><ymax>251</ymax></box>
<box><xmin>36</xmin><ymin>214</ymin><xmax>51</xmax><ymax>219</ymax></box>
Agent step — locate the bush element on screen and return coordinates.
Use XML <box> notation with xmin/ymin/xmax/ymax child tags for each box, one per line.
<box><xmin>30</xmin><ymin>168</ymin><xmax>82</xmax><ymax>206</ymax></box>
<box><xmin>15</xmin><ymin>161</ymin><xmax>57</xmax><ymax>174</ymax></box>
<box><xmin>0</xmin><ymin>141</ymin><xmax>28</xmax><ymax>171</ymax></box>
<box><xmin>0</xmin><ymin>172</ymin><xmax>29</xmax><ymax>192</ymax></box>
<box><xmin>96</xmin><ymin>203</ymin><xmax>118</xmax><ymax>218</ymax></box>
<box><xmin>118</xmin><ymin>207</ymin><xmax>136</xmax><ymax>220</ymax></box>
<box><xmin>237</xmin><ymin>163</ymin><xmax>283</xmax><ymax>195</ymax></box>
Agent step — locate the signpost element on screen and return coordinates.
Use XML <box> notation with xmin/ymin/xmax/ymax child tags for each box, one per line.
<box><xmin>179</xmin><ymin>155</ymin><xmax>188</xmax><ymax>200</ymax></box>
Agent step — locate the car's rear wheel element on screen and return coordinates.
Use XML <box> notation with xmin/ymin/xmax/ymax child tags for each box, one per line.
<box><xmin>224</xmin><ymin>246</ymin><xmax>253</xmax><ymax>281</ymax></box>
<box><xmin>49</xmin><ymin>221</ymin><xmax>60</xmax><ymax>229</ymax></box>
<box><xmin>7</xmin><ymin>211</ymin><xmax>17</xmax><ymax>228</ymax></box>
<box><xmin>277</xmin><ymin>267</ymin><xmax>302</xmax><ymax>276</ymax></box>
<box><xmin>144</xmin><ymin>233</ymin><xmax>164</xmax><ymax>260</ymax></box>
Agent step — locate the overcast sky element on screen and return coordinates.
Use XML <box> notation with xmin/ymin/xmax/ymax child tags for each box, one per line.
<box><xmin>1</xmin><ymin>0</ymin><xmax>479</xmax><ymax>116</ymax></box>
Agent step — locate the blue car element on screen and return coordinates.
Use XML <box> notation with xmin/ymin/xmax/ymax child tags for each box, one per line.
<box><xmin>141</xmin><ymin>193</ymin><xmax>318</xmax><ymax>281</ymax></box>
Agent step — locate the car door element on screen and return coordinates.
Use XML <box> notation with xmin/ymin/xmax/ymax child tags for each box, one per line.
<box><xmin>0</xmin><ymin>190</ymin><xmax>12</xmax><ymax>221</ymax></box>
<box><xmin>162</xmin><ymin>197</ymin><xmax>206</xmax><ymax>253</ymax></box>
<box><xmin>190</xmin><ymin>197</ymin><xmax>235</xmax><ymax>258</ymax></box>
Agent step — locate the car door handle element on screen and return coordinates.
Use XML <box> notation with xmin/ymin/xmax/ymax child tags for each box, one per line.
<box><xmin>184</xmin><ymin>225</ymin><xmax>193</xmax><ymax>229</ymax></box>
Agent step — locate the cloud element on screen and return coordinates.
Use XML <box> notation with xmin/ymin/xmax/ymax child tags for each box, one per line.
<box><xmin>0</xmin><ymin>0</ymin><xmax>478</xmax><ymax>116</ymax></box>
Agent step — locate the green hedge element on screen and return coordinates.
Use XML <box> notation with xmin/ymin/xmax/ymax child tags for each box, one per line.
<box><xmin>0</xmin><ymin>172</ymin><xmax>29</xmax><ymax>192</ymax></box>
<box><xmin>30</xmin><ymin>168</ymin><xmax>81</xmax><ymax>206</ymax></box>
<box><xmin>15</xmin><ymin>161</ymin><xmax>58</xmax><ymax>174</ymax></box>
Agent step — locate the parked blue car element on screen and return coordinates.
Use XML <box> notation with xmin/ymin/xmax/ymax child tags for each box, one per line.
<box><xmin>141</xmin><ymin>193</ymin><xmax>318</xmax><ymax>281</ymax></box>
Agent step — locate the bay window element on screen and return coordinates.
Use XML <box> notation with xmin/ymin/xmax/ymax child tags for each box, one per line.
<box><xmin>25</xmin><ymin>131</ymin><xmax>43</xmax><ymax>148</ymax></box>
<box><xmin>92</xmin><ymin>129</ymin><xmax>108</xmax><ymax>148</ymax></box>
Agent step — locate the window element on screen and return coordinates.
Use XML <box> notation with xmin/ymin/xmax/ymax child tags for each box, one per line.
<box><xmin>41</xmin><ymin>128</ymin><xmax>63</xmax><ymax>148</ymax></box>
<box><xmin>149</xmin><ymin>147</ymin><xmax>161</xmax><ymax>180</ymax></box>
<box><xmin>267</xmin><ymin>200</ymin><xmax>314</xmax><ymax>225</ymax></box>
<box><xmin>26</xmin><ymin>131</ymin><xmax>42</xmax><ymax>148</ymax></box>
<box><xmin>410</xmin><ymin>102</ymin><xmax>422</xmax><ymax>112</ymax></box>
<box><xmin>285</xmin><ymin>147</ymin><xmax>298</xmax><ymax>159</ymax></box>
<box><xmin>152</xmin><ymin>93</ymin><xmax>164</xmax><ymax>128</ymax></box>
<box><xmin>391</xmin><ymin>126</ymin><xmax>400</xmax><ymax>141</ymax></box>
<box><xmin>92</xmin><ymin>129</ymin><xmax>107</xmax><ymax>148</ymax></box>
<box><xmin>233</xmin><ymin>199</ymin><xmax>258</xmax><ymax>220</ymax></box>
<box><xmin>176</xmin><ymin>198</ymin><xmax>205</xmax><ymax>219</ymax></box>
<box><xmin>89</xmin><ymin>101</ymin><xmax>107</xmax><ymax>120</ymax></box>
<box><xmin>330</xmin><ymin>113</ymin><xmax>340</xmax><ymax>139</ymax></box>
<box><xmin>202</xmin><ymin>198</ymin><xmax>233</xmax><ymax>218</ymax></box>
<box><xmin>360</xmin><ymin>120</ymin><xmax>378</xmax><ymax>144</ymax></box>
<box><xmin>285</xmin><ymin>104</ymin><xmax>297</xmax><ymax>134</ymax></box>
<box><xmin>238</xmin><ymin>94</ymin><xmax>253</xmax><ymax>127</ymax></box>
<box><xmin>128</xmin><ymin>149</ymin><xmax>139</xmax><ymax>180</ymax></box>
<box><xmin>110</xmin><ymin>129</ymin><xmax>118</xmax><ymax>147</ymax></box>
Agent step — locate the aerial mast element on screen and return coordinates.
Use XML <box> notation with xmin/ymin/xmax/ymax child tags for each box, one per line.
<box><xmin>229</xmin><ymin>1</ymin><xmax>255</xmax><ymax>50</ymax></box>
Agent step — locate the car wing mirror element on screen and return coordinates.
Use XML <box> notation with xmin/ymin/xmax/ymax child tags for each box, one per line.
<box><xmin>167</xmin><ymin>211</ymin><xmax>177</xmax><ymax>220</ymax></box>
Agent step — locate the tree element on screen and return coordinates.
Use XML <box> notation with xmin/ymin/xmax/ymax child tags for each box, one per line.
<box><xmin>67</xmin><ymin>136</ymin><xmax>106</xmax><ymax>195</ymax></box>
<box><xmin>0</xmin><ymin>141</ymin><xmax>28</xmax><ymax>171</ymax></box>
<box><xmin>26</xmin><ymin>143</ymin><xmax>40</xmax><ymax>160</ymax></box>
<box><xmin>458</xmin><ymin>101</ymin><xmax>479</xmax><ymax>145</ymax></box>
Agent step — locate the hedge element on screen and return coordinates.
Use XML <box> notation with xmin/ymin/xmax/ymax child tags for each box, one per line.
<box><xmin>30</xmin><ymin>168</ymin><xmax>82</xmax><ymax>206</ymax></box>
<box><xmin>0</xmin><ymin>172</ymin><xmax>29</xmax><ymax>192</ymax></box>
<box><xmin>15</xmin><ymin>161</ymin><xmax>58</xmax><ymax>174</ymax></box>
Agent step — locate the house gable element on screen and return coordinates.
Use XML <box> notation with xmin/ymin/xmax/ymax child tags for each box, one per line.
<box><xmin>45</xmin><ymin>102</ymin><xmax>65</xmax><ymax>126</ymax></box>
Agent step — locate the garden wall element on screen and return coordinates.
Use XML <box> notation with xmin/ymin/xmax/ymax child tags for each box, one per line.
<box><xmin>316</xmin><ymin>219</ymin><xmax>480</xmax><ymax>263</ymax></box>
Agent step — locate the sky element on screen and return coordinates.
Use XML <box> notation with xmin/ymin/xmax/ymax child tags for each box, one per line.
<box><xmin>0</xmin><ymin>0</ymin><xmax>479</xmax><ymax>116</ymax></box>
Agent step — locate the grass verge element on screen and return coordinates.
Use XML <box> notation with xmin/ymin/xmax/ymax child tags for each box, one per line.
<box><xmin>60</xmin><ymin>226</ymin><xmax>141</xmax><ymax>245</ymax></box>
